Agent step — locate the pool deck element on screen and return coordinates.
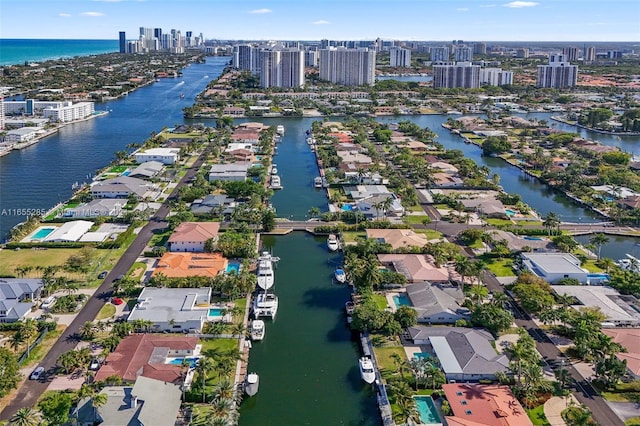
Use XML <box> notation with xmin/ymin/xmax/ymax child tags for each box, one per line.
<box><xmin>20</xmin><ymin>226</ymin><xmax>59</xmax><ymax>243</ymax></box>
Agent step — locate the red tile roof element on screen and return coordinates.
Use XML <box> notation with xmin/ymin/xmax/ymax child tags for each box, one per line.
<box><xmin>168</xmin><ymin>222</ymin><xmax>220</xmax><ymax>244</ymax></box>
<box><xmin>94</xmin><ymin>334</ymin><xmax>198</xmax><ymax>383</ymax></box>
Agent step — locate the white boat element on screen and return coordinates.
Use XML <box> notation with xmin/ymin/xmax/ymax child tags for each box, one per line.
<box><xmin>327</xmin><ymin>234</ymin><xmax>340</xmax><ymax>252</ymax></box>
<box><xmin>253</xmin><ymin>292</ymin><xmax>278</xmax><ymax>319</ymax></box>
<box><xmin>314</xmin><ymin>177</ymin><xmax>323</xmax><ymax>188</ymax></box>
<box><xmin>359</xmin><ymin>357</ymin><xmax>376</xmax><ymax>384</ymax></box>
<box><xmin>250</xmin><ymin>319</ymin><xmax>265</xmax><ymax>341</ymax></box>
<box><xmin>306</xmin><ymin>137</ymin><xmax>316</xmax><ymax>145</ymax></box>
<box><xmin>345</xmin><ymin>301</ymin><xmax>355</xmax><ymax>315</ymax></box>
<box><xmin>335</xmin><ymin>268</ymin><xmax>346</xmax><ymax>283</ymax></box>
<box><xmin>245</xmin><ymin>373</ymin><xmax>259</xmax><ymax>396</ymax></box>
<box><xmin>270</xmin><ymin>175</ymin><xmax>282</xmax><ymax>190</ymax></box>
<box><xmin>276</xmin><ymin>125</ymin><xmax>285</xmax><ymax>136</ymax></box>
<box><xmin>271</xmin><ymin>167</ymin><xmax>278</xmax><ymax>175</ymax></box>
<box><xmin>257</xmin><ymin>252</ymin><xmax>279</xmax><ymax>290</ymax></box>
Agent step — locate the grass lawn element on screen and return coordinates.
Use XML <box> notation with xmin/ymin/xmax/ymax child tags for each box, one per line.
<box><xmin>128</xmin><ymin>261</ymin><xmax>147</xmax><ymax>280</ymax></box>
<box><xmin>372</xmin><ymin>346</ymin><xmax>405</xmax><ymax>379</ymax></box>
<box><xmin>0</xmin><ymin>248</ymin><xmax>84</xmax><ymax>277</ymax></box>
<box><xmin>469</xmin><ymin>239</ymin><xmax>485</xmax><ymax>249</ymax></box>
<box><xmin>372</xmin><ymin>293</ymin><xmax>388</xmax><ymax>310</ymax></box>
<box><xmin>21</xmin><ymin>326</ymin><xmax>65</xmax><ymax>367</ymax></box>
<box><xmin>199</xmin><ymin>337</ymin><xmax>238</xmax><ymax>355</ymax></box>
<box><xmin>485</xmin><ymin>218</ymin><xmax>514</xmax><ymax>227</ymax></box>
<box><xmin>481</xmin><ymin>257</ymin><xmax>515</xmax><ymax>277</ymax></box>
<box><xmin>407</xmin><ymin>204</ymin><xmax>425</xmax><ymax>213</ymax></box>
<box><xmin>581</xmin><ymin>260</ymin><xmax>604</xmax><ymax>273</ymax></box>
<box><xmin>149</xmin><ymin>228</ymin><xmax>172</xmax><ymax>247</ymax></box>
<box><xmin>108</xmin><ymin>166</ymin><xmax>127</xmax><ymax>173</ymax></box>
<box><xmin>626</xmin><ymin>417</ymin><xmax>640</xmax><ymax>426</ymax></box>
<box><xmin>423</xmin><ymin>229</ymin><xmax>443</xmax><ymax>240</ymax></box>
<box><xmin>96</xmin><ymin>304</ymin><xmax>116</xmax><ymax>320</ymax></box>
<box><xmin>527</xmin><ymin>405</ymin><xmax>551</xmax><ymax>426</ymax></box>
<box><xmin>403</xmin><ymin>215</ymin><xmax>431</xmax><ymax>225</ymax></box>
<box><xmin>342</xmin><ymin>231</ymin><xmax>366</xmax><ymax>243</ymax></box>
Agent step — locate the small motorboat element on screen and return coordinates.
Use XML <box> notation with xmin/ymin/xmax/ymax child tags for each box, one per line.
<box><xmin>250</xmin><ymin>319</ymin><xmax>265</xmax><ymax>341</ymax></box>
<box><xmin>334</xmin><ymin>268</ymin><xmax>346</xmax><ymax>284</ymax></box>
<box><xmin>245</xmin><ymin>373</ymin><xmax>259</xmax><ymax>396</ymax></box>
<box><xmin>359</xmin><ymin>357</ymin><xmax>376</xmax><ymax>384</ymax></box>
<box><xmin>327</xmin><ymin>234</ymin><xmax>340</xmax><ymax>252</ymax></box>
<box><xmin>345</xmin><ymin>301</ymin><xmax>355</xmax><ymax>315</ymax></box>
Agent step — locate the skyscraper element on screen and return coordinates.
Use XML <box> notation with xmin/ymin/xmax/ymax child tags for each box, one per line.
<box><xmin>119</xmin><ymin>32</ymin><xmax>127</xmax><ymax>53</ymax></box>
<box><xmin>536</xmin><ymin>55</ymin><xmax>578</xmax><ymax>88</ymax></box>
<box><xmin>432</xmin><ymin>63</ymin><xmax>480</xmax><ymax>88</ymax></box>
<box><xmin>430</xmin><ymin>47</ymin><xmax>450</xmax><ymax>62</ymax></box>
<box><xmin>454</xmin><ymin>46</ymin><xmax>473</xmax><ymax>62</ymax></box>
<box><xmin>319</xmin><ymin>48</ymin><xmax>376</xmax><ymax>86</ymax></box>
<box><xmin>389</xmin><ymin>47</ymin><xmax>411</xmax><ymax>67</ymax></box>
<box><xmin>473</xmin><ymin>43</ymin><xmax>487</xmax><ymax>55</ymax></box>
<box><xmin>259</xmin><ymin>49</ymin><xmax>305</xmax><ymax>88</ymax></box>
<box><xmin>584</xmin><ymin>46</ymin><xmax>596</xmax><ymax>61</ymax></box>
<box><xmin>480</xmin><ymin>68</ymin><xmax>513</xmax><ymax>86</ymax></box>
<box><xmin>562</xmin><ymin>47</ymin><xmax>579</xmax><ymax>62</ymax></box>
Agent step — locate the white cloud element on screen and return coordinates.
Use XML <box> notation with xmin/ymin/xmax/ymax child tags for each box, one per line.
<box><xmin>503</xmin><ymin>1</ymin><xmax>539</xmax><ymax>7</ymax></box>
<box><xmin>58</xmin><ymin>13</ymin><xmax>72</xmax><ymax>17</ymax></box>
<box><xmin>249</xmin><ymin>8</ymin><xmax>272</xmax><ymax>14</ymax></box>
<box><xmin>81</xmin><ymin>11</ymin><xmax>105</xmax><ymax>16</ymax></box>
<box><xmin>456</xmin><ymin>7</ymin><xmax>469</xmax><ymax>12</ymax></box>
<box><xmin>312</xmin><ymin>20</ymin><xmax>330</xmax><ymax>25</ymax></box>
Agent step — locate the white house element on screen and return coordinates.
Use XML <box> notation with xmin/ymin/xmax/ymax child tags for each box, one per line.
<box><xmin>127</xmin><ymin>287</ymin><xmax>213</xmax><ymax>332</ymax></box>
<box><xmin>4</xmin><ymin>127</ymin><xmax>40</xmax><ymax>143</ymax></box>
<box><xmin>134</xmin><ymin>148</ymin><xmax>180</xmax><ymax>165</ymax></box>
<box><xmin>0</xmin><ymin>279</ymin><xmax>43</xmax><ymax>323</ymax></box>
<box><xmin>208</xmin><ymin>163</ymin><xmax>250</xmax><ymax>182</ymax></box>
<box><xmin>44</xmin><ymin>220</ymin><xmax>93</xmax><ymax>242</ymax></box>
<box><xmin>356</xmin><ymin>194</ymin><xmax>405</xmax><ymax>219</ymax></box>
<box><xmin>89</xmin><ymin>176</ymin><xmax>149</xmax><ymax>199</ymax></box>
<box><xmin>520</xmin><ymin>252</ymin><xmax>588</xmax><ymax>283</ymax></box>
<box><xmin>405</xmin><ymin>283</ymin><xmax>470</xmax><ymax>324</ymax></box>
<box><xmin>168</xmin><ymin>222</ymin><xmax>221</xmax><ymax>252</ymax></box>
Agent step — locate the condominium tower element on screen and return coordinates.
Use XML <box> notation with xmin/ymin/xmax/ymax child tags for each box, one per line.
<box><xmin>319</xmin><ymin>48</ymin><xmax>376</xmax><ymax>86</ymax></box>
<box><xmin>389</xmin><ymin>47</ymin><xmax>411</xmax><ymax>67</ymax></box>
<box><xmin>259</xmin><ymin>49</ymin><xmax>305</xmax><ymax>89</ymax></box>
<box><xmin>536</xmin><ymin>54</ymin><xmax>578</xmax><ymax>88</ymax></box>
<box><xmin>433</xmin><ymin>63</ymin><xmax>480</xmax><ymax>89</ymax></box>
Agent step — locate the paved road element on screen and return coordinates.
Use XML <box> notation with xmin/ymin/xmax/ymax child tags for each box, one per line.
<box><xmin>482</xmin><ymin>272</ymin><xmax>625</xmax><ymax>426</ymax></box>
<box><xmin>0</xmin><ymin>152</ymin><xmax>207</xmax><ymax>421</ymax></box>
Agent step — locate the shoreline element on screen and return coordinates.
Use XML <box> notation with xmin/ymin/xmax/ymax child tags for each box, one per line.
<box><xmin>551</xmin><ymin>115</ymin><xmax>640</xmax><ymax>136</ymax></box>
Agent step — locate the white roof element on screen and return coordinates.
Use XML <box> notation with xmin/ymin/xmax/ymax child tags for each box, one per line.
<box><xmin>430</xmin><ymin>336</ymin><xmax>463</xmax><ymax>374</ymax></box>
<box><xmin>550</xmin><ymin>286</ymin><xmax>640</xmax><ymax>324</ymax></box>
<box><xmin>44</xmin><ymin>220</ymin><xmax>93</xmax><ymax>242</ymax></box>
<box><xmin>136</xmin><ymin>148</ymin><xmax>180</xmax><ymax>156</ymax></box>
<box><xmin>521</xmin><ymin>252</ymin><xmax>586</xmax><ymax>275</ymax></box>
<box><xmin>79</xmin><ymin>232</ymin><xmax>109</xmax><ymax>242</ymax></box>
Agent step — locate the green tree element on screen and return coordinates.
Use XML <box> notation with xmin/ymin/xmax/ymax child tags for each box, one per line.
<box><xmin>9</xmin><ymin>407</ymin><xmax>43</xmax><ymax>426</ymax></box>
<box><xmin>19</xmin><ymin>319</ymin><xmax>39</xmax><ymax>358</ymax></box>
<box><xmin>394</xmin><ymin>306</ymin><xmax>417</xmax><ymax>328</ymax></box>
<box><xmin>481</xmin><ymin>136</ymin><xmax>512</xmax><ymax>155</ymax></box>
<box><xmin>542</xmin><ymin>212</ymin><xmax>561</xmax><ymax>236</ymax></box>
<box><xmin>589</xmin><ymin>233</ymin><xmax>609</xmax><ymax>260</ymax></box>
<box><xmin>38</xmin><ymin>391</ymin><xmax>73</xmax><ymax>425</ymax></box>
<box><xmin>471</xmin><ymin>303</ymin><xmax>514</xmax><ymax>335</ymax></box>
<box><xmin>0</xmin><ymin>348</ymin><xmax>21</xmax><ymax>398</ymax></box>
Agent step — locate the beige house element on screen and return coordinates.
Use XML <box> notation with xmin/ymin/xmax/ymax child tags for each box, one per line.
<box><xmin>377</xmin><ymin>254</ymin><xmax>450</xmax><ymax>283</ymax></box>
<box><xmin>168</xmin><ymin>222</ymin><xmax>221</xmax><ymax>252</ymax></box>
<box><xmin>366</xmin><ymin>229</ymin><xmax>429</xmax><ymax>250</ymax></box>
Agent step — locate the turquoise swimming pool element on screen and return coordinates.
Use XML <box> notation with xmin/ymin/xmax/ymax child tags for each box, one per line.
<box><xmin>392</xmin><ymin>294</ymin><xmax>411</xmax><ymax>308</ymax></box>
<box><xmin>31</xmin><ymin>227</ymin><xmax>56</xmax><ymax>240</ymax></box>
<box><xmin>208</xmin><ymin>308</ymin><xmax>224</xmax><ymax>317</ymax></box>
<box><xmin>341</xmin><ymin>204</ymin><xmax>354</xmax><ymax>211</ymax></box>
<box><xmin>505</xmin><ymin>209</ymin><xmax>517</xmax><ymax>216</ymax></box>
<box><xmin>226</xmin><ymin>262</ymin><xmax>240</xmax><ymax>274</ymax></box>
<box><xmin>413</xmin><ymin>352</ymin><xmax>431</xmax><ymax>360</ymax></box>
<box><xmin>166</xmin><ymin>357</ymin><xmax>200</xmax><ymax>368</ymax></box>
<box><xmin>414</xmin><ymin>396</ymin><xmax>441</xmax><ymax>424</ymax></box>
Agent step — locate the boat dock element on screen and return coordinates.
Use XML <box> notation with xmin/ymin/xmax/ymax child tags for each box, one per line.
<box><xmin>359</xmin><ymin>332</ymin><xmax>394</xmax><ymax>426</ymax></box>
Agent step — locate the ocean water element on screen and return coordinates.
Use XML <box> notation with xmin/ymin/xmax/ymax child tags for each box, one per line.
<box><xmin>0</xmin><ymin>39</ymin><xmax>118</xmax><ymax>66</ymax></box>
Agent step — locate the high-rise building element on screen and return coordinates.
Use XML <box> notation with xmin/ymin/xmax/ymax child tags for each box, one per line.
<box><xmin>430</xmin><ymin>46</ymin><xmax>450</xmax><ymax>62</ymax></box>
<box><xmin>119</xmin><ymin>32</ymin><xmax>127</xmax><ymax>53</ymax></box>
<box><xmin>584</xmin><ymin>46</ymin><xmax>596</xmax><ymax>61</ymax></box>
<box><xmin>537</xmin><ymin>55</ymin><xmax>578</xmax><ymax>88</ymax></box>
<box><xmin>433</xmin><ymin>63</ymin><xmax>481</xmax><ymax>88</ymax></box>
<box><xmin>454</xmin><ymin>46</ymin><xmax>473</xmax><ymax>62</ymax></box>
<box><xmin>319</xmin><ymin>48</ymin><xmax>376</xmax><ymax>86</ymax></box>
<box><xmin>473</xmin><ymin>43</ymin><xmax>487</xmax><ymax>55</ymax></box>
<box><xmin>389</xmin><ymin>47</ymin><xmax>411</xmax><ymax>67</ymax></box>
<box><xmin>305</xmin><ymin>49</ymin><xmax>319</xmax><ymax>67</ymax></box>
<box><xmin>259</xmin><ymin>49</ymin><xmax>305</xmax><ymax>88</ymax></box>
<box><xmin>515</xmin><ymin>48</ymin><xmax>529</xmax><ymax>58</ymax></box>
<box><xmin>480</xmin><ymin>68</ymin><xmax>513</xmax><ymax>86</ymax></box>
<box><xmin>233</xmin><ymin>44</ymin><xmax>254</xmax><ymax>71</ymax></box>
<box><xmin>562</xmin><ymin>47</ymin><xmax>579</xmax><ymax>62</ymax></box>
<box><xmin>0</xmin><ymin>97</ymin><xmax>5</xmax><ymax>131</ymax></box>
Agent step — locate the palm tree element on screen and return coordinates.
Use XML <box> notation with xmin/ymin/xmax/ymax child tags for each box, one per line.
<box><xmin>589</xmin><ymin>233</ymin><xmax>609</xmax><ymax>260</ymax></box>
<box><xmin>390</xmin><ymin>352</ymin><xmax>409</xmax><ymax>379</ymax></box>
<box><xmin>20</xmin><ymin>319</ymin><xmax>38</xmax><ymax>358</ymax></box>
<box><xmin>394</xmin><ymin>397</ymin><xmax>419</xmax><ymax>425</ymax></box>
<box><xmin>195</xmin><ymin>356</ymin><xmax>216</xmax><ymax>403</ymax></box>
<box><xmin>542</xmin><ymin>212</ymin><xmax>561</xmax><ymax>236</ymax></box>
<box><xmin>91</xmin><ymin>392</ymin><xmax>108</xmax><ymax>421</ymax></box>
<box><xmin>9</xmin><ymin>407</ymin><xmax>42</xmax><ymax>426</ymax></box>
<box><xmin>597</xmin><ymin>257</ymin><xmax>615</xmax><ymax>273</ymax></box>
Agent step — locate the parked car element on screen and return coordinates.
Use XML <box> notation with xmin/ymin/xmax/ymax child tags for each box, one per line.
<box><xmin>29</xmin><ymin>366</ymin><xmax>45</xmax><ymax>380</ymax></box>
<box><xmin>41</xmin><ymin>296</ymin><xmax>56</xmax><ymax>310</ymax></box>
<box><xmin>98</xmin><ymin>271</ymin><xmax>108</xmax><ymax>279</ymax></box>
<box><xmin>89</xmin><ymin>358</ymin><xmax>101</xmax><ymax>371</ymax></box>
<box><xmin>111</xmin><ymin>297</ymin><xmax>124</xmax><ymax>305</ymax></box>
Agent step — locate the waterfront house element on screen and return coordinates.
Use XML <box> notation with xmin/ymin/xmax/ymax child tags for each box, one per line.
<box><xmin>168</xmin><ymin>222</ymin><xmax>220</xmax><ymax>252</ymax></box>
<box><xmin>128</xmin><ymin>161</ymin><xmax>164</xmax><ymax>179</ymax></box>
<box><xmin>356</xmin><ymin>194</ymin><xmax>405</xmax><ymax>218</ymax></box>
<box><xmin>42</xmin><ymin>220</ymin><xmax>93</xmax><ymax>242</ymax></box>
<box><xmin>550</xmin><ymin>285</ymin><xmax>640</xmax><ymax>327</ymax></box>
<box><xmin>89</xmin><ymin>176</ymin><xmax>150</xmax><ymax>199</ymax></box>
<box><xmin>190</xmin><ymin>194</ymin><xmax>236</xmax><ymax>216</ymax></box>
<box><xmin>152</xmin><ymin>252</ymin><xmax>228</xmax><ymax>278</ymax></box>
<box><xmin>0</xmin><ymin>279</ymin><xmax>43</xmax><ymax>323</ymax></box>
<box><xmin>72</xmin><ymin>376</ymin><xmax>182</xmax><ymax>426</ymax></box>
<box><xmin>127</xmin><ymin>287</ymin><xmax>213</xmax><ymax>332</ymax></box>
<box><xmin>407</xmin><ymin>326</ymin><xmax>509</xmax><ymax>382</ymax></box>
<box><xmin>442</xmin><ymin>383</ymin><xmax>533</xmax><ymax>426</ymax></box>
<box><xmin>602</xmin><ymin>328</ymin><xmax>640</xmax><ymax>379</ymax></box>
<box><xmin>134</xmin><ymin>147</ymin><xmax>180</xmax><ymax>165</ymax></box>
<box><xmin>5</xmin><ymin>127</ymin><xmax>40</xmax><ymax>143</ymax></box>
<box><xmin>377</xmin><ymin>254</ymin><xmax>450</xmax><ymax>283</ymax></box>
<box><xmin>520</xmin><ymin>252</ymin><xmax>588</xmax><ymax>283</ymax></box>
<box><xmin>208</xmin><ymin>163</ymin><xmax>249</xmax><ymax>182</ymax></box>
<box><xmin>405</xmin><ymin>282</ymin><xmax>470</xmax><ymax>324</ymax></box>
<box><xmin>460</xmin><ymin>197</ymin><xmax>507</xmax><ymax>218</ymax></box>
<box><xmin>489</xmin><ymin>230</ymin><xmax>552</xmax><ymax>252</ymax></box>
<box><xmin>365</xmin><ymin>228</ymin><xmax>429</xmax><ymax>250</ymax></box>
<box><xmin>94</xmin><ymin>334</ymin><xmax>199</xmax><ymax>383</ymax></box>
<box><xmin>62</xmin><ymin>199</ymin><xmax>124</xmax><ymax>218</ymax></box>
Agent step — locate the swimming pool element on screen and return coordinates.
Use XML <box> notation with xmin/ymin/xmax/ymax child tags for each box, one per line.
<box><xmin>226</xmin><ymin>262</ymin><xmax>241</xmax><ymax>274</ymax></box>
<box><xmin>166</xmin><ymin>357</ymin><xmax>200</xmax><ymax>369</ymax></box>
<box><xmin>122</xmin><ymin>170</ymin><xmax>131</xmax><ymax>176</ymax></box>
<box><xmin>587</xmin><ymin>273</ymin><xmax>610</xmax><ymax>280</ymax></box>
<box><xmin>208</xmin><ymin>308</ymin><xmax>224</xmax><ymax>317</ymax></box>
<box><xmin>505</xmin><ymin>209</ymin><xmax>517</xmax><ymax>216</ymax></box>
<box><xmin>30</xmin><ymin>227</ymin><xmax>56</xmax><ymax>240</ymax></box>
<box><xmin>392</xmin><ymin>294</ymin><xmax>411</xmax><ymax>308</ymax></box>
<box><xmin>413</xmin><ymin>352</ymin><xmax>431</xmax><ymax>360</ymax></box>
<box><xmin>523</xmin><ymin>236</ymin><xmax>543</xmax><ymax>241</ymax></box>
<box><xmin>414</xmin><ymin>396</ymin><xmax>441</xmax><ymax>424</ymax></box>
<box><xmin>341</xmin><ymin>204</ymin><xmax>354</xmax><ymax>211</ymax></box>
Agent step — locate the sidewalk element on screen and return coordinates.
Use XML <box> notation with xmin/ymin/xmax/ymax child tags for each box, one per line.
<box><xmin>544</xmin><ymin>395</ymin><xmax>578</xmax><ymax>426</ymax></box>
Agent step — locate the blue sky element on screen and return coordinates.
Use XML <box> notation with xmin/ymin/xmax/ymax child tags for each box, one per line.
<box><xmin>1</xmin><ymin>0</ymin><xmax>639</xmax><ymax>41</ymax></box>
